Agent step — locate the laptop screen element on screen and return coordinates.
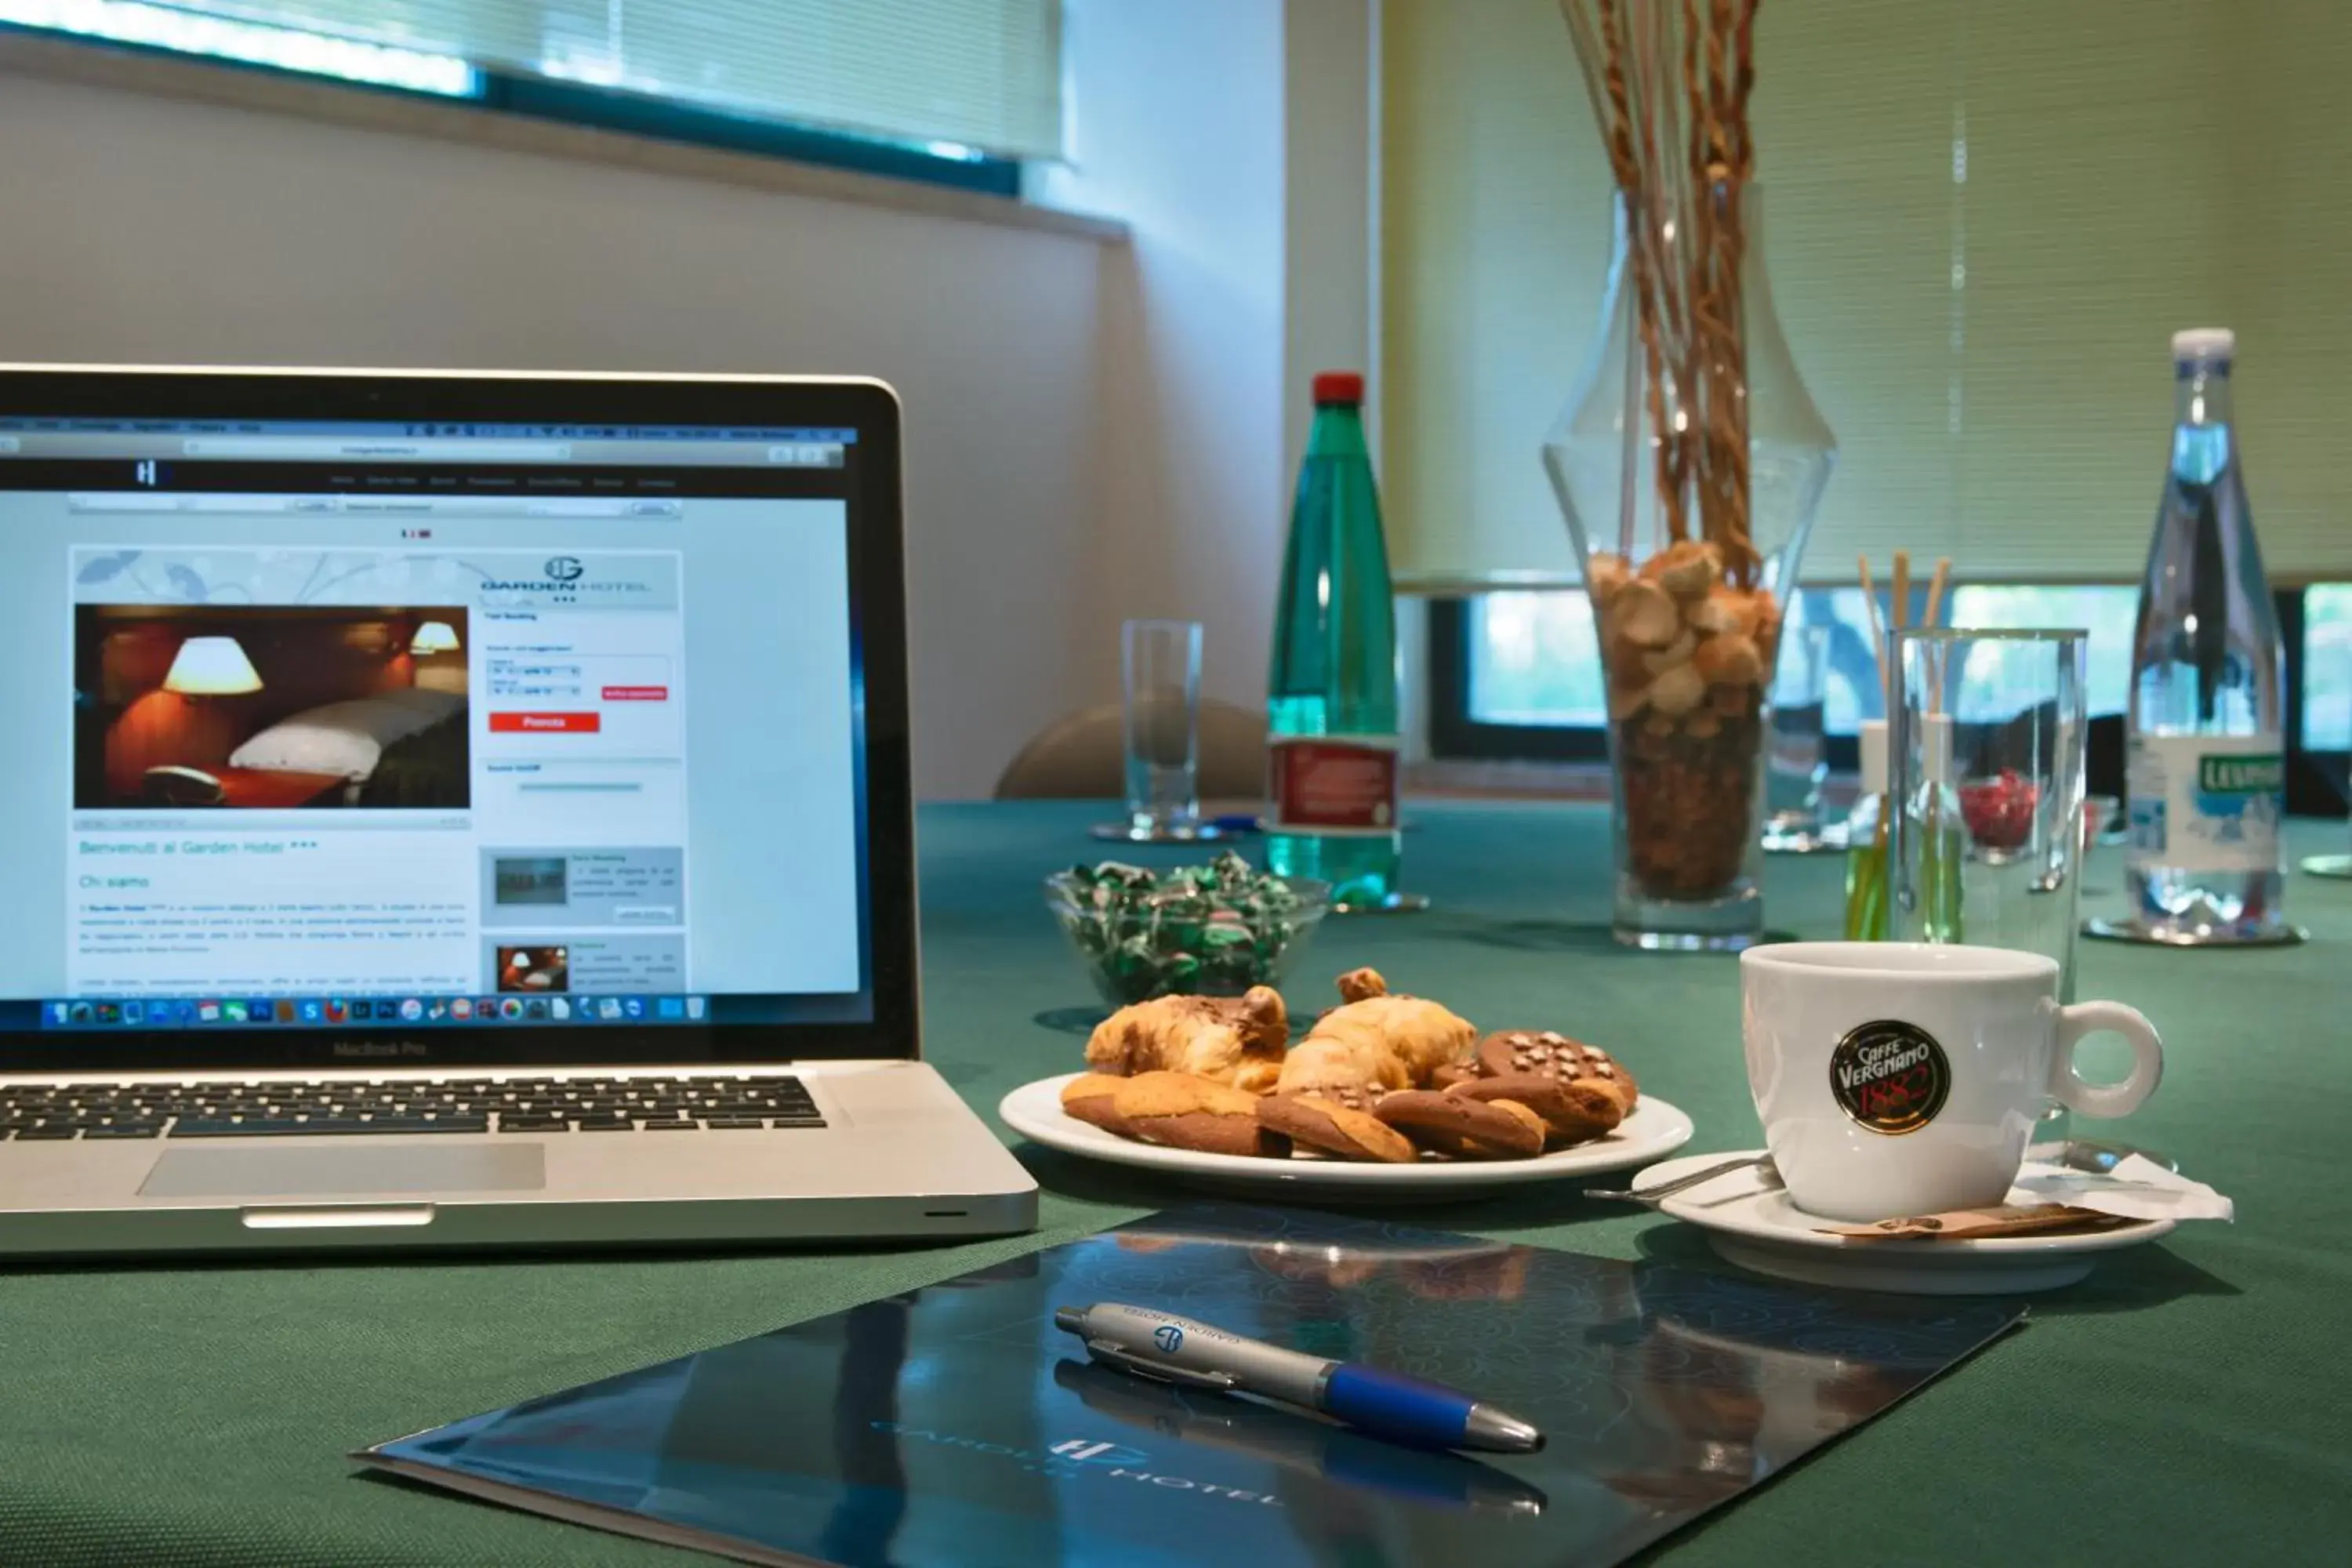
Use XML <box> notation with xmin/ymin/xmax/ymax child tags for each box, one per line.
<box><xmin>0</xmin><ymin>408</ymin><xmax>879</xmax><ymax>1047</ymax></box>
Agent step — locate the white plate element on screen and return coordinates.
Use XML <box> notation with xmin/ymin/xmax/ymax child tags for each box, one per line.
<box><xmin>1635</xmin><ymin>1149</ymin><xmax>2175</xmax><ymax>1294</ymax></box>
<box><xmin>999</xmin><ymin>1072</ymin><xmax>1693</xmax><ymax>1200</ymax></box>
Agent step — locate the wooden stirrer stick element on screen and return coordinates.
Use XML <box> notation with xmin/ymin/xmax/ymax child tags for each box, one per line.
<box><xmin>1859</xmin><ymin>553</ymin><xmax>1887</xmax><ymax>710</ymax></box>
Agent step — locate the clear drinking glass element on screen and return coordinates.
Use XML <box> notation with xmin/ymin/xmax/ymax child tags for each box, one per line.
<box><xmin>1122</xmin><ymin>619</ymin><xmax>1203</xmax><ymax>836</ymax></box>
<box><xmin>1762</xmin><ymin>622</ymin><xmax>1833</xmax><ymax>851</ymax></box>
<box><xmin>1890</xmin><ymin>630</ymin><xmax>2090</xmax><ymax>997</ymax></box>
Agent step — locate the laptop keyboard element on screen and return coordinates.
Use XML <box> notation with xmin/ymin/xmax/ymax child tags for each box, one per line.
<box><xmin>0</xmin><ymin>1076</ymin><xmax>822</xmax><ymax>1140</ymax></box>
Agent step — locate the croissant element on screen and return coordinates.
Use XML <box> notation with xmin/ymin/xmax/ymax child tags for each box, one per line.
<box><xmin>1084</xmin><ymin>986</ymin><xmax>1288</xmax><ymax>1094</ymax></box>
<box><xmin>1272</xmin><ymin>1008</ymin><xmax>1412</xmax><ymax>1100</ymax></box>
<box><xmin>1273</xmin><ymin>969</ymin><xmax>1475</xmax><ymax>1098</ymax></box>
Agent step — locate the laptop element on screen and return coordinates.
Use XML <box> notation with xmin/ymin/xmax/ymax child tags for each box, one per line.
<box><xmin>0</xmin><ymin>364</ymin><xmax>1037</xmax><ymax>1256</ymax></box>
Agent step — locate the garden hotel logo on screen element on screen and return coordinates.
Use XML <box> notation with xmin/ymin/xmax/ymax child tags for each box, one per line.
<box><xmin>480</xmin><ymin>555</ymin><xmax>654</xmax><ymax>598</ymax></box>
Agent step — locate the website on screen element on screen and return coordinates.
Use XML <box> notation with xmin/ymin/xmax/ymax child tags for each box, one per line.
<box><xmin>0</xmin><ymin>423</ymin><xmax>868</xmax><ymax>1033</ymax></box>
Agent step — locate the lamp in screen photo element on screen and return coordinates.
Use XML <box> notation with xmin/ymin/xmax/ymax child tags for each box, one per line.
<box><xmin>162</xmin><ymin>634</ymin><xmax>262</xmax><ymax>697</ymax></box>
<box><xmin>410</xmin><ymin>619</ymin><xmax>462</xmax><ymax>655</ymax></box>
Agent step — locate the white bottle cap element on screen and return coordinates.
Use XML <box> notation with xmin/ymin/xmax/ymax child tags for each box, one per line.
<box><xmin>1858</xmin><ymin>719</ymin><xmax>1887</xmax><ymax>795</ymax></box>
<box><xmin>2172</xmin><ymin>327</ymin><xmax>2235</xmax><ymax>361</ymax></box>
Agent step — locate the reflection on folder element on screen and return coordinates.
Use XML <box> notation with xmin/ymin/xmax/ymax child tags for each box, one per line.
<box><xmin>358</xmin><ymin>1204</ymin><xmax>2023</xmax><ymax>1568</ymax></box>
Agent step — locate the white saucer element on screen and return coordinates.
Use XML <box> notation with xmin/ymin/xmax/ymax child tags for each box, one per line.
<box><xmin>1634</xmin><ymin>1149</ymin><xmax>2174</xmax><ymax>1294</ymax></box>
<box><xmin>999</xmin><ymin>1072</ymin><xmax>1693</xmax><ymax>1200</ymax></box>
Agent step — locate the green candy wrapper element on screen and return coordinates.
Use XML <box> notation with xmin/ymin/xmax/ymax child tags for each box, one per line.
<box><xmin>1051</xmin><ymin>852</ymin><xmax>1313</xmax><ymax>1007</ymax></box>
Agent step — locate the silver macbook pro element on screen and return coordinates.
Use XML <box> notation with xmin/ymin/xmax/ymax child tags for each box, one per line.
<box><xmin>0</xmin><ymin>364</ymin><xmax>1036</xmax><ymax>1256</ymax></box>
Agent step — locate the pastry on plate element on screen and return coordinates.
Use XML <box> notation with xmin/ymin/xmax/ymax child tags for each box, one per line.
<box><xmin>1446</xmin><ymin>1073</ymin><xmax>1622</xmax><ymax>1146</ymax></box>
<box><xmin>1085</xmin><ymin>987</ymin><xmax>1288</xmax><ymax>1094</ymax></box>
<box><xmin>1376</xmin><ymin>1090</ymin><xmax>1546</xmax><ymax>1160</ymax></box>
<box><xmin>1111</xmin><ymin>1071</ymin><xmax>1288</xmax><ymax>1158</ymax></box>
<box><xmin>1475</xmin><ymin>1029</ymin><xmax>1639</xmax><ymax>1112</ymax></box>
<box><xmin>1258</xmin><ymin>1093</ymin><xmax>1418</xmax><ymax>1164</ymax></box>
<box><xmin>1058</xmin><ymin>1073</ymin><xmax>1134</xmax><ymax>1136</ymax></box>
<box><xmin>1275</xmin><ymin>969</ymin><xmax>1475</xmax><ymax>1100</ymax></box>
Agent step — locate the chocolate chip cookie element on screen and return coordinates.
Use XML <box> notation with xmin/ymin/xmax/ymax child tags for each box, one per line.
<box><xmin>1474</xmin><ymin>1029</ymin><xmax>1638</xmax><ymax>1110</ymax></box>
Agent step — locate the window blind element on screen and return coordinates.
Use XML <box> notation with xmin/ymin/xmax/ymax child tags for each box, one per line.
<box><xmin>1382</xmin><ymin>0</ymin><xmax>2352</xmax><ymax>586</ymax></box>
<box><xmin>169</xmin><ymin>2</ymin><xmax>1066</xmax><ymax>158</ymax></box>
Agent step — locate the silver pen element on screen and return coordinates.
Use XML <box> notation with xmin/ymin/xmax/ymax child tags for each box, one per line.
<box><xmin>1054</xmin><ymin>1301</ymin><xmax>1544</xmax><ymax>1454</ymax></box>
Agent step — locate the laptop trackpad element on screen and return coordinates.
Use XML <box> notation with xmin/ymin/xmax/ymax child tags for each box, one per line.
<box><xmin>140</xmin><ymin>1143</ymin><xmax>546</xmax><ymax>1198</ymax></box>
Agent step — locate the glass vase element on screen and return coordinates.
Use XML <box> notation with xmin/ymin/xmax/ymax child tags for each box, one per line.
<box><xmin>1544</xmin><ymin>186</ymin><xmax>1837</xmax><ymax>949</ymax></box>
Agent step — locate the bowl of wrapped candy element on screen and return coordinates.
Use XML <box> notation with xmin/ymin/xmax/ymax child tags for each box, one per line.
<box><xmin>1046</xmin><ymin>852</ymin><xmax>1330</xmax><ymax>1008</ymax></box>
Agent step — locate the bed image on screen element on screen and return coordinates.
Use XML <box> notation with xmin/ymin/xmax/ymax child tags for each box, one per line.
<box><xmin>72</xmin><ymin>604</ymin><xmax>472</xmax><ymax>809</ymax></box>
<box><xmin>496</xmin><ymin>945</ymin><xmax>569</xmax><ymax>993</ymax></box>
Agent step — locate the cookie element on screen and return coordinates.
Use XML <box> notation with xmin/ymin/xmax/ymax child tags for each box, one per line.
<box><xmin>1430</xmin><ymin>1062</ymin><xmax>1483</xmax><ymax>1091</ymax></box>
<box><xmin>1305</xmin><ymin>1080</ymin><xmax>1384</xmax><ymax>1114</ymax></box>
<box><xmin>1060</xmin><ymin>1073</ymin><xmax>1134</xmax><ymax>1136</ymax></box>
<box><xmin>1446</xmin><ymin>1073</ymin><xmax>1622</xmax><ymax>1146</ymax></box>
<box><xmin>1475</xmin><ymin>1030</ymin><xmax>1639</xmax><ymax>1109</ymax></box>
<box><xmin>1112</xmin><ymin>1071</ymin><xmax>1289</xmax><ymax>1159</ymax></box>
<box><xmin>1257</xmin><ymin>1094</ymin><xmax>1419</xmax><ymax>1164</ymax></box>
<box><xmin>1375</xmin><ymin>1090</ymin><xmax>1546</xmax><ymax>1160</ymax></box>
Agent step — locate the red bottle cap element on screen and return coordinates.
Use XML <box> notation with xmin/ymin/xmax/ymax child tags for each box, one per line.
<box><xmin>1312</xmin><ymin>371</ymin><xmax>1365</xmax><ymax>406</ymax></box>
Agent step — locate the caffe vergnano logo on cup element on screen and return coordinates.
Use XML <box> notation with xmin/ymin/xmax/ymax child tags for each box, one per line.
<box><xmin>1828</xmin><ymin>1020</ymin><xmax>1951</xmax><ymax>1135</ymax></box>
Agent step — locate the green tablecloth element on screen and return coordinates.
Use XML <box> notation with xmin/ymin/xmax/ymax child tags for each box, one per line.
<box><xmin>5</xmin><ymin>801</ymin><xmax>2349</xmax><ymax>1566</ymax></box>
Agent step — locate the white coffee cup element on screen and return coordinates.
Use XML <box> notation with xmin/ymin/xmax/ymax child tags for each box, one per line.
<box><xmin>1740</xmin><ymin>942</ymin><xmax>2162</xmax><ymax>1222</ymax></box>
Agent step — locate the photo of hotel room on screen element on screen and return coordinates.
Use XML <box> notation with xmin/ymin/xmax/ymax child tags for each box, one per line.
<box><xmin>74</xmin><ymin>605</ymin><xmax>471</xmax><ymax>810</ymax></box>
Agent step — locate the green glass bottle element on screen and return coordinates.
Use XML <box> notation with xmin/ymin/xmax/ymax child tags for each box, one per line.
<box><xmin>1265</xmin><ymin>372</ymin><xmax>1403</xmax><ymax>906</ymax></box>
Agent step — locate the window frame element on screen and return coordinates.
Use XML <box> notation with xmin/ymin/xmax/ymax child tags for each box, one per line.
<box><xmin>2281</xmin><ymin>588</ymin><xmax>2350</xmax><ymax>817</ymax></box>
<box><xmin>1426</xmin><ymin>596</ymin><xmax>1608</xmax><ymax>762</ymax></box>
<box><xmin>2</xmin><ymin>18</ymin><xmax>1026</xmax><ymax>198</ymax></box>
<box><xmin>1432</xmin><ymin>587</ymin><xmax>2350</xmax><ymax>816</ymax></box>
<box><xmin>480</xmin><ymin>71</ymin><xmax>1022</xmax><ymax>197</ymax></box>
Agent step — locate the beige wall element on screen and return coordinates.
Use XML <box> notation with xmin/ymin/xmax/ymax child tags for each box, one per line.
<box><xmin>0</xmin><ymin>3</ymin><xmax>1383</xmax><ymax>796</ymax></box>
<box><xmin>1036</xmin><ymin>0</ymin><xmax>1293</xmax><ymax>718</ymax></box>
<box><xmin>0</xmin><ymin>67</ymin><xmax>1112</xmax><ymax>800</ymax></box>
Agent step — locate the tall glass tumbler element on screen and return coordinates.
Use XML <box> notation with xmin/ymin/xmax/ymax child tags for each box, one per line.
<box><xmin>1890</xmin><ymin>629</ymin><xmax>2090</xmax><ymax>998</ymax></box>
<box><xmin>1123</xmin><ymin>619</ymin><xmax>1204</xmax><ymax>837</ymax></box>
<box><xmin>1762</xmin><ymin>622</ymin><xmax>1833</xmax><ymax>851</ymax></box>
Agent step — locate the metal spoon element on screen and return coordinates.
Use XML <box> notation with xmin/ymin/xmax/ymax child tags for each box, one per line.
<box><xmin>1583</xmin><ymin>1154</ymin><xmax>1775</xmax><ymax>1206</ymax></box>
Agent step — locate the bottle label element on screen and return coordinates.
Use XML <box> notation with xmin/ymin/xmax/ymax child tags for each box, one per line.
<box><xmin>1269</xmin><ymin>735</ymin><xmax>1400</xmax><ymax>835</ymax></box>
<box><xmin>2125</xmin><ymin>733</ymin><xmax>2283</xmax><ymax>873</ymax></box>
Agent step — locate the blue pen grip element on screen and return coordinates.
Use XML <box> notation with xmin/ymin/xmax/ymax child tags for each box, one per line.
<box><xmin>1322</xmin><ymin>1363</ymin><xmax>1474</xmax><ymax>1450</ymax></box>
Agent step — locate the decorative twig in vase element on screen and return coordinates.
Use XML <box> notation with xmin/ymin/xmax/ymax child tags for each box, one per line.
<box><xmin>1554</xmin><ymin>0</ymin><xmax>1805</xmax><ymax>927</ymax></box>
<box><xmin>1560</xmin><ymin>0</ymin><xmax>1763</xmax><ymax>582</ymax></box>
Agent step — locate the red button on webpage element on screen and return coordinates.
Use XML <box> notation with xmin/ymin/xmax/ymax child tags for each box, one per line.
<box><xmin>490</xmin><ymin>712</ymin><xmax>601</xmax><ymax>733</ymax></box>
<box><xmin>601</xmin><ymin>685</ymin><xmax>669</xmax><ymax>701</ymax></box>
